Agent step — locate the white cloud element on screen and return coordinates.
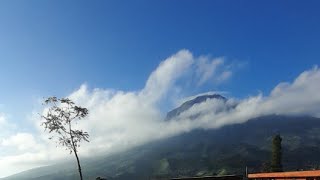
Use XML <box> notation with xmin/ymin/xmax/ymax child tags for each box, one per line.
<box><xmin>195</xmin><ymin>56</ymin><xmax>236</xmax><ymax>85</ymax></box>
<box><xmin>262</xmin><ymin>66</ymin><xmax>320</xmax><ymax>117</ymax></box>
<box><xmin>173</xmin><ymin>66</ymin><xmax>320</xmax><ymax>130</ymax></box>
<box><xmin>216</xmin><ymin>70</ymin><xmax>232</xmax><ymax>82</ymax></box>
<box><xmin>0</xmin><ymin>114</ymin><xmax>6</xmax><ymax>125</ymax></box>
<box><xmin>0</xmin><ymin>50</ymin><xmax>320</xmax><ymax>178</ymax></box>
<box><xmin>0</xmin><ymin>113</ymin><xmax>16</xmax><ymax>132</ymax></box>
<box><xmin>196</xmin><ymin>56</ymin><xmax>224</xmax><ymax>85</ymax></box>
<box><xmin>140</xmin><ymin>49</ymin><xmax>194</xmax><ymax>103</ymax></box>
<box><xmin>0</xmin><ymin>131</ymin><xmax>74</xmax><ymax>177</ymax></box>
<box><xmin>0</xmin><ymin>50</ymin><xmax>197</xmax><ymax>177</ymax></box>
<box><xmin>1</xmin><ymin>133</ymin><xmax>41</xmax><ymax>151</ymax></box>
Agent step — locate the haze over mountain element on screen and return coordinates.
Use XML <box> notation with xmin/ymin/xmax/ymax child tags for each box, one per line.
<box><xmin>3</xmin><ymin>94</ymin><xmax>320</xmax><ymax>180</ymax></box>
<box><xmin>165</xmin><ymin>94</ymin><xmax>227</xmax><ymax>121</ymax></box>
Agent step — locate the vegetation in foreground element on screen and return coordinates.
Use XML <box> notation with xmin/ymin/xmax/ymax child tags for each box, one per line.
<box><xmin>4</xmin><ymin>115</ymin><xmax>320</xmax><ymax>180</ymax></box>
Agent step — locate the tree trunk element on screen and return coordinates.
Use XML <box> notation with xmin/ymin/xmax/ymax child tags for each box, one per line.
<box><xmin>69</xmin><ymin>122</ymin><xmax>83</xmax><ymax>180</ymax></box>
<box><xmin>74</xmin><ymin>150</ymin><xmax>83</xmax><ymax>180</ymax></box>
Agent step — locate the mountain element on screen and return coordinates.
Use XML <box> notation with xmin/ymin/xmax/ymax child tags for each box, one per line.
<box><xmin>3</xmin><ymin>95</ymin><xmax>320</xmax><ymax>180</ymax></box>
<box><xmin>5</xmin><ymin>115</ymin><xmax>320</xmax><ymax>180</ymax></box>
<box><xmin>165</xmin><ymin>94</ymin><xmax>227</xmax><ymax>120</ymax></box>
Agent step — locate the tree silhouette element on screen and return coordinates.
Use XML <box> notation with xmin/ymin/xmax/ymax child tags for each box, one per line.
<box><xmin>271</xmin><ymin>134</ymin><xmax>282</xmax><ymax>172</ymax></box>
<box><xmin>41</xmin><ymin>97</ymin><xmax>89</xmax><ymax>180</ymax></box>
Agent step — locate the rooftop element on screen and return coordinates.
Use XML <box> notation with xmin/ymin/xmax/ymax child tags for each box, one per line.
<box><xmin>248</xmin><ymin>170</ymin><xmax>320</xmax><ymax>179</ymax></box>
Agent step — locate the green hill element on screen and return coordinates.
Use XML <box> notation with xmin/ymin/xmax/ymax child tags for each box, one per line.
<box><xmin>3</xmin><ymin>115</ymin><xmax>320</xmax><ymax>180</ymax></box>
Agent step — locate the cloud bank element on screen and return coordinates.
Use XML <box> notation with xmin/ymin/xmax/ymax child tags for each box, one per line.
<box><xmin>0</xmin><ymin>50</ymin><xmax>320</xmax><ymax>177</ymax></box>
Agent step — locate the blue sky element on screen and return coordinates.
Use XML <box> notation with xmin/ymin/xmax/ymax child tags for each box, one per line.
<box><xmin>1</xmin><ymin>1</ymin><xmax>320</xmax><ymax>113</ymax></box>
<box><xmin>1</xmin><ymin>1</ymin><xmax>320</xmax><ymax>176</ymax></box>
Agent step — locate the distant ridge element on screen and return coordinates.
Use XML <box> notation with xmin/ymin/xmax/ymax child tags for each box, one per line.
<box><xmin>5</xmin><ymin>115</ymin><xmax>320</xmax><ymax>180</ymax></box>
<box><xmin>165</xmin><ymin>94</ymin><xmax>227</xmax><ymax>121</ymax></box>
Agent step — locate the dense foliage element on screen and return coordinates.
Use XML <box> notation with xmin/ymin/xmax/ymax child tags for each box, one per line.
<box><xmin>271</xmin><ymin>134</ymin><xmax>283</xmax><ymax>172</ymax></box>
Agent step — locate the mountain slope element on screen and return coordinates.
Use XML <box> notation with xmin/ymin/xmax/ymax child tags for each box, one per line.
<box><xmin>4</xmin><ymin>115</ymin><xmax>320</xmax><ymax>180</ymax></box>
<box><xmin>4</xmin><ymin>94</ymin><xmax>320</xmax><ymax>180</ymax></box>
<box><xmin>165</xmin><ymin>94</ymin><xmax>227</xmax><ymax>120</ymax></box>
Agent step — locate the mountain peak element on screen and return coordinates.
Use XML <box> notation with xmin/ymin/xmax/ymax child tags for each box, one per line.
<box><xmin>165</xmin><ymin>94</ymin><xmax>227</xmax><ymax>121</ymax></box>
